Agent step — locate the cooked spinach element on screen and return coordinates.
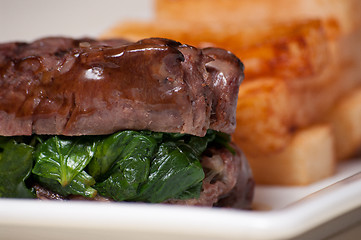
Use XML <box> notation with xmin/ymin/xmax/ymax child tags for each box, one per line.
<box><xmin>93</xmin><ymin>131</ymin><xmax>208</xmax><ymax>202</ymax></box>
<box><xmin>0</xmin><ymin>130</ymin><xmax>230</xmax><ymax>202</ymax></box>
<box><xmin>133</xmin><ymin>141</ymin><xmax>205</xmax><ymax>202</ymax></box>
<box><xmin>32</xmin><ymin>136</ymin><xmax>97</xmax><ymax>198</ymax></box>
<box><xmin>88</xmin><ymin>131</ymin><xmax>156</xmax><ymax>180</ymax></box>
<box><xmin>0</xmin><ymin>137</ymin><xmax>34</xmax><ymax>198</ymax></box>
<box><xmin>32</xmin><ymin>136</ymin><xmax>97</xmax><ymax>186</ymax></box>
<box><xmin>35</xmin><ymin>171</ymin><xmax>97</xmax><ymax>198</ymax></box>
<box><xmin>93</xmin><ymin>132</ymin><xmax>157</xmax><ymax>201</ymax></box>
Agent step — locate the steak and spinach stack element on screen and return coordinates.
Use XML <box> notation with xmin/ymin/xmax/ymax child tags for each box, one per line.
<box><xmin>0</xmin><ymin>37</ymin><xmax>254</xmax><ymax>209</ymax></box>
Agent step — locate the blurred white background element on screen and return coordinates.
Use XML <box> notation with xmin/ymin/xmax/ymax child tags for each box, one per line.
<box><xmin>0</xmin><ymin>0</ymin><xmax>153</xmax><ymax>42</ymax></box>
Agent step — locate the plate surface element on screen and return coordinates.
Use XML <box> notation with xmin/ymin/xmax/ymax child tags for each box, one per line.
<box><xmin>1</xmin><ymin>1</ymin><xmax>361</xmax><ymax>239</ymax></box>
<box><xmin>1</xmin><ymin>159</ymin><xmax>361</xmax><ymax>240</ymax></box>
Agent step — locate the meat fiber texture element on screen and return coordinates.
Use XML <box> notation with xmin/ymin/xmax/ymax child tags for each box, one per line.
<box><xmin>0</xmin><ymin>37</ymin><xmax>244</xmax><ymax>137</ymax></box>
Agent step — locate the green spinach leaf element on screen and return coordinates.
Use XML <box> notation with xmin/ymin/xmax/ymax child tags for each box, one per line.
<box><xmin>32</xmin><ymin>136</ymin><xmax>97</xmax><ymax>197</ymax></box>
<box><xmin>35</xmin><ymin>170</ymin><xmax>97</xmax><ymax>198</ymax></box>
<box><xmin>134</xmin><ymin>141</ymin><xmax>205</xmax><ymax>203</ymax></box>
<box><xmin>94</xmin><ymin>132</ymin><xmax>157</xmax><ymax>201</ymax></box>
<box><xmin>94</xmin><ymin>131</ymin><xmax>217</xmax><ymax>203</ymax></box>
<box><xmin>0</xmin><ymin>129</ymin><xmax>229</xmax><ymax>202</ymax></box>
<box><xmin>88</xmin><ymin>131</ymin><xmax>155</xmax><ymax>179</ymax></box>
<box><xmin>0</xmin><ymin>137</ymin><xmax>35</xmax><ymax>198</ymax></box>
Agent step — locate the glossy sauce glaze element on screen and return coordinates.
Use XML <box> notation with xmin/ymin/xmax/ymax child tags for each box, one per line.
<box><xmin>0</xmin><ymin>37</ymin><xmax>244</xmax><ymax>136</ymax></box>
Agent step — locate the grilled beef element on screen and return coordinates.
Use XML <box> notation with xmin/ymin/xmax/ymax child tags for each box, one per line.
<box><xmin>0</xmin><ymin>37</ymin><xmax>243</xmax><ymax>137</ymax></box>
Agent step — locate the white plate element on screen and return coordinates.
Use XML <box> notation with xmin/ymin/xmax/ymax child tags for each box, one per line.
<box><xmin>1</xmin><ymin>1</ymin><xmax>361</xmax><ymax>239</ymax></box>
<box><xmin>0</xmin><ymin>159</ymin><xmax>361</xmax><ymax>240</ymax></box>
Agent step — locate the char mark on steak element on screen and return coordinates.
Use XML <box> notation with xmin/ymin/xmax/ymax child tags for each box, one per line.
<box><xmin>0</xmin><ymin>37</ymin><xmax>244</xmax><ymax>137</ymax></box>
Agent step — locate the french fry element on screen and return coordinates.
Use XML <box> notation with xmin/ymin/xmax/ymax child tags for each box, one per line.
<box><xmin>102</xmin><ymin>0</ymin><xmax>361</xmax><ymax>185</ymax></box>
<box><xmin>103</xmin><ymin>19</ymin><xmax>340</xmax><ymax>153</ymax></box>
<box><xmin>233</xmin><ymin>78</ymin><xmax>292</xmax><ymax>155</ymax></box>
<box><xmin>247</xmin><ymin>124</ymin><xmax>335</xmax><ymax>185</ymax></box>
<box><xmin>326</xmin><ymin>88</ymin><xmax>361</xmax><ymax>160</ymax></box>
<box><xmin>152</xmin><ymin>0</ymin><xmax>361</xmax><ymax>185</ymax></box>
<box><xmin>156</xmin><ymin>0</ymin><xmax>361</xmax><ymax>35</ymax></box>
<box><xmin>102</xmin><ymin>19</ymin><xmax>332</xmax><ymax>80</ymax></box>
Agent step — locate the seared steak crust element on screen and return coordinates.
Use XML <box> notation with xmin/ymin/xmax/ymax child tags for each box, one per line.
<box><xmin>0</xmin><ymin>37</ymin><xmax>244</xmax><ymax>137</ymax></box>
